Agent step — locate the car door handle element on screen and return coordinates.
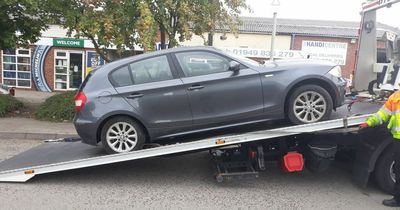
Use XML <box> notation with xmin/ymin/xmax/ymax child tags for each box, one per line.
<box><xmin>187</xmin><ymin>85</ymin><xmax>205</xmax><ymax>91</ymax></box>
<box><xmin>127</xmin><ymin>93</ymin><xmax>144</xmax><ymax>99</ymax></box>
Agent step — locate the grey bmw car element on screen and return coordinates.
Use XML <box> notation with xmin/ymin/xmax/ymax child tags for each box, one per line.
<box><xmin>73</xmin><ymin>46</ymin><xmax>346</xmax><ymax>154</ymax></box>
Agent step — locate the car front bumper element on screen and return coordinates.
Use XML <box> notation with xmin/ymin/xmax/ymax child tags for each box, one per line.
<box><xmin>336</xmin><ymin>80</ymin><xmax>346</xmax><ymax>107</ymax></box>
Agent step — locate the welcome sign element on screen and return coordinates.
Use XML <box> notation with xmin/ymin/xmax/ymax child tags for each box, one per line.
<box><xmin>53</xmin><ymin>38</ymin><xmax>84</xmax><ymax>48</ymax></box>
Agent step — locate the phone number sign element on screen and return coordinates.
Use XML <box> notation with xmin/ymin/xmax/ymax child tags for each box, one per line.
<box><xmin>221</xmin><ymin>47</ymin><xmax>307</xmax><ymax>59</ymax></box>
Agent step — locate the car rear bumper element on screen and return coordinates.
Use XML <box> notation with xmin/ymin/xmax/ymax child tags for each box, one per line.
<box><xmin>73</xmin><ymin>117</ymin><xmax>99</xmax><ymax>146</ymax></box>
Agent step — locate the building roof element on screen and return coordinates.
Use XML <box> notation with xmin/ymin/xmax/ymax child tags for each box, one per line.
<box><xmin>229</xmin><ymin>17</ymin><xmax>400</xmax><ymax>38</ymax></box>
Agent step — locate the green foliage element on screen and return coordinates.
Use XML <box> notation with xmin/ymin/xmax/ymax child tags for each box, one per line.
<box><xmin>1</xmin><ymin>0</ymin><xmax>249</xmax><ymax>59</ymax></box>
<box><xmin>55</xmin><ymin>0</ymin><xmax>157</xmax><ymax>61</ymax></box>
<box><xmin>148</xmin><ymin>0</ymin><xmax>193</xmax><ymax>48</ymax></box>
<box><xmin>34</xmin><ymin>91</ymin><xmax>76</xmax><ymax>122</ymax></box>
<box><xmin>0</xmin><ymin>0</ymin><xmax>56</xmax><ymax>49</ymax></box>
<box><xmin>192</xmin><ymin>0</ymin><xmax>250</xmax><ymax>44</ymax></box>
<box><xmin>0</xmin><ymin>94</ymin><xmax>23</xmax><ymax>117</ymax></box>
<box><xmin>55</xmin><ymin>0</ymin><xmax>248</xmax><ymax>57</ymax></box>
<box><xmin>147</xmin><ymin>0</ymin><xmax>249</xmax><ymax>48</ymax></box>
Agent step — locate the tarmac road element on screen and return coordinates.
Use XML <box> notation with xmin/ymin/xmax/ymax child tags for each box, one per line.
<box><xmin>0</xmin><ymin>139</ymin><xmax>391</xmax><ymax>210</ymax></box>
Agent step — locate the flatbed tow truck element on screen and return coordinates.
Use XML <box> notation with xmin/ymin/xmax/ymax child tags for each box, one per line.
<box><xmin>0</xmin><ymin>0</ymin><xmax>398</xmax><ymax>195</ymax></box>
<box><xmin>0</xmin><ymin>99</ymin><xmax>393</xmax><ymax>192</ymax></box>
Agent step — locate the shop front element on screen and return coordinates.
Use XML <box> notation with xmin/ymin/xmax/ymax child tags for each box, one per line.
<box><xmin>0</xmin><ymin>38</ymin><xmax>106</xmax><ymax>92</ymax></box>
<box><xmin>54</xmin><ymin>50</ymin><xmax>84</xmax><ymax>90</ymax></box>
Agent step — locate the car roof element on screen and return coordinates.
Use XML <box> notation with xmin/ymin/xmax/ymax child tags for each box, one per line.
<box><xmin>103</xmin><ymin>46</ymin><xmax>221</xmax><ymax>70</ymax></box>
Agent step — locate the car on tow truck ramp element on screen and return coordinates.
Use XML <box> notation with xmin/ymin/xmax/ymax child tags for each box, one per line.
<box><xmin>73</xmin><ymin>46</ymin><xmax>346</xmax><ymax>154</ymax></box>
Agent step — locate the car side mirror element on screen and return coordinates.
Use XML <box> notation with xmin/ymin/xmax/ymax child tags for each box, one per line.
<box><xmin>228</xmin><ymin>61</ymin><xmax>240</xmax><ymax>72</ymax></box>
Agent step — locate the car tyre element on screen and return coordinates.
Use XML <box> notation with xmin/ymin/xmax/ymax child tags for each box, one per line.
<box><xmin>288</xmin><ymin>84</ymin><xmax>333</xmax><ymax>124</ymax></box>
<box><xmin>101</xmin><ymin>116</ymin><xmax>145</xmax><ymax>154</ymax></box>
<box><xmin>374</xmin><ymin>146</ymin><xmax>395</xmax><ymax>194</ymax></box>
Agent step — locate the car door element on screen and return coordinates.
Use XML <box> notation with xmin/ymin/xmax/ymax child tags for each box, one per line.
<box><xmin>110</xmin><ymin>54</ymin><xmax>192</xmax><ymax>129</ymax></box>
<box><xmin>173</xmin><ymin>50</ymin><xmax>264</xmax><ymax>127</ymax></box>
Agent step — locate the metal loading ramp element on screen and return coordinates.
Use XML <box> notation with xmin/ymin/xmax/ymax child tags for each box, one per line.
<box><xmin>0</xmin><ymin>113</ymin><xmax>370</xmax><ymax>183</ymax></box>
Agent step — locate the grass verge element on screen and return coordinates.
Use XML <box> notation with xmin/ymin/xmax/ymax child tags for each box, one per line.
<box><xmin>34</xmin><ymin>91</ymin><xmax>76</xmax><ymax>122</ymax></box>
<box><xmin>0</xmin><ymin>94</ymin><xmax>23</xmax><ymax>117</ymax></box>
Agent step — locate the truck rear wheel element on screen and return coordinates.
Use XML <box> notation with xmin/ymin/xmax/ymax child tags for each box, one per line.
<box><xmin>374</xmin><ymin>146</ymin><xmax>395</xmax><ymax>194</ymax></box>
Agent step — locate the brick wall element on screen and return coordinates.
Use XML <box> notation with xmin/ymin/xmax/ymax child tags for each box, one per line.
<box><xmin>44</xmin><ymin>47</ymin><xmax>55</xmax><ymax>90</ymax></box>
<box><xmin>292</xmin><ymin>36</ymin><xmax>358</xmax><ymax>79</ymax></box>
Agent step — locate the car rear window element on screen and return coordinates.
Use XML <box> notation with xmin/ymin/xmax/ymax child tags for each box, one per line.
<box><xmin>78</xmin><ymin>69</ymin><xmax>96</xmax><ymax>91</ymax></box>
<box><xmin>110</xmin><ymin>65</ymin><xmax>133</xmax><ymax>87</ymax></box>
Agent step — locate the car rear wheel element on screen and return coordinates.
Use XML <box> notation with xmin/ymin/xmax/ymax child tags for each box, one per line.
<box><xmin>101</xmin><ymin>116</ymin><xmax>145</xmax><ymax>154</ymax></box>
<box><xmin>288</xmin><ymin>85</ymin><xmax>333</xmax><ymax>124</ymax></box>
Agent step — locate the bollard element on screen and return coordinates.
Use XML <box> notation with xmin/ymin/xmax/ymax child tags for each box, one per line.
<box><xmin>9</xmin><ymin>87</ymin><xmax>15</xmax><ymax>97</ymax></box>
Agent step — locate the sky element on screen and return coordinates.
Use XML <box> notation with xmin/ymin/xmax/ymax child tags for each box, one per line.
<box><xmin>243</xmin><ymin>0</ymin><xmax>400</xmax><ymax>28</ymax></box>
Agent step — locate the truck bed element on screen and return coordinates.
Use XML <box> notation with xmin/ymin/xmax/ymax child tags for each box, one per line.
<box><xmin>0</xmin><ymin>101</ymin><xmax>379</xmax><ymax>182</ymax></box>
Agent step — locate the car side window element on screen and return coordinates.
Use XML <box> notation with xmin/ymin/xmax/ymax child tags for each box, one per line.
<box><xmin>110</xmin><ymin>65</ymin><xmax>133</xmax><ymax>87</ymax></box>
<box><xmin>129</xmin><ymin>55</ymin><xmax>173</xmax><ymax>85</ymax></box>
<box><xmin>175</xmin><ymin>51</ymin><xmax>230</xmax><ymax>77</ymax></box>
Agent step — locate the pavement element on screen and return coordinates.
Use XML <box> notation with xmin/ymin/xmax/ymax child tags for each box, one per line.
<box><xmin>0</xmin><ymin>117</ymin><xmax>77</xmax><ymax>140</ymax></box>
<box><xmin>0</xmin><ymin>139</ymin><xmax>390</xmax><ymax>209</ymax></box>
<box><xmin>0</xmin><ymin>89</ymin><xmax>77</xmax><ymax>140</ymax></box>
<box><xmin>14</xmin><ymin>89</ymin><xmax>56</xmax><ymax>106</ymax></box>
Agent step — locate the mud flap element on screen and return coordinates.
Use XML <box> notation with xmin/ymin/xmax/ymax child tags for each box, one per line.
<box><xmin>352</xmin><ymin>125</ymin><xmax>393</xmax><ymax>188</ymax></box>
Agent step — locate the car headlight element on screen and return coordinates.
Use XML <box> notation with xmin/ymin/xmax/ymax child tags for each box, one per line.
<box><xmin>328</xmin><ymin>66</ymin><xmax>342</xmax><ymax>78</ymax></box>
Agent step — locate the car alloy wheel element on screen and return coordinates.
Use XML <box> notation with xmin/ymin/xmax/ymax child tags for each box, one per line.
<box><xmin>106</xmin><ymin>122</ymin><xmax>138</xmax><ymax>153</ymax></box>
<box><xmin>293</xmin><ymin>91</ymin><xmax>327</xmax><ymax>123</ymax></box>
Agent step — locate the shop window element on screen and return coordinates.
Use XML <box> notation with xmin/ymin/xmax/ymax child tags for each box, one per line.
<box><xmin>54</xmin><ymin>51</ymin><xmax>68</xmax><ymax>90</ymax></box>
<box><xmin>1</xmin><ymin>49</ymin><xmax>31</xmax><ymax>88</ymax></box>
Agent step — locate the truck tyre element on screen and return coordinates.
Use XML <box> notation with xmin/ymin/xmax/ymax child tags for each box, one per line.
<box><xmin>374</xmin><ymin>146</ymin><xmax>395</xmax><ymax>194</ymax></box>
<box><xmin>288</xmin><ymin>85</ymin><xmax>333</xmax><ymax>124</ymax></box>
<box><xmin>101</xmin><ymin>116</ymin><xmax>145</xmax><ymax>154</ymax></box>
<box><xmin>368</xmin><ymin>79</ymin><xmax>380</xmax><ymax>95</ymax></box>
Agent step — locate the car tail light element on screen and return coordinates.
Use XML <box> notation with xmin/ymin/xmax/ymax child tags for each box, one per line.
<box><xmin>75</xmin><ymin>91</ymin><xmax>87</xmax><ymax>112</ymax></box>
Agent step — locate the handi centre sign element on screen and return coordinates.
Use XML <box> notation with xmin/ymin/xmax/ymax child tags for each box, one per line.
<box><xmin>301</xmin><ymin>41</ymin><xmax>348</xmax><ymax>65</ymax></box>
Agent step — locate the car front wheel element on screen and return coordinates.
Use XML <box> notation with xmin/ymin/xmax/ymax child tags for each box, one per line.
<box><xmin>101</xmin><ymin>116</ymin><xmax>145</xmax><ymax>154</ymax></box>
<box><xmin>288</xmin><ymin>84</ymin><xmax>333</xmax><ymax>124</ymax></box>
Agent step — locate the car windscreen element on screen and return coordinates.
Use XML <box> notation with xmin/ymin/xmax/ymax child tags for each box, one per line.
<box><xmin>224</xmin><ymin>51</ymin><xmax>261</xmax><ymax>67</ymax></box>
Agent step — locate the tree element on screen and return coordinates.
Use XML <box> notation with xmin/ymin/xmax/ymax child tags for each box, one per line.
<box><xmin>53</xmin><ymin>0</ymin><xmax>248</xmax><ymax>60</ymax></box>
<box><xmin>147</xmin><ymin>0</ymin><xmax>191</xmax><ymax>49</ymax></box>
<box><xmin>147</xmin><ymin>0</ymin><xmax>249</xmax><ymax>49</ymax></box>
<box><xmin>0</xmin><ymin>0</ymin><xmax>55</xmax><ymax>49</ymax></box>
<box><xmin>57</xmin><ymin>0</ymin><xmax>157</xmax><ymax>62</ymax></box>
<box><xmin>192</xmin><ymin>0</ymin><xmax>249</xmax><ymax>46</ymax></box>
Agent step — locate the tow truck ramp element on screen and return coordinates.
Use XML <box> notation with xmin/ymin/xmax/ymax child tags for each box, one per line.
<box><xmin>0</xmin><ymin>114</ymin><xmax>369</xmax><ymax>182</ymax></box>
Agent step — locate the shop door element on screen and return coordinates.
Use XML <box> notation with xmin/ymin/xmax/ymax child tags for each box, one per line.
<box><xmin>54</xmin><ymin>51</ymin><xmax>84</xmax><ymax>90</ymax></box>
<box><xmin>69</xmin><ymin>52</ymin><xmax>84</xmax><ymax>89</ymax></box>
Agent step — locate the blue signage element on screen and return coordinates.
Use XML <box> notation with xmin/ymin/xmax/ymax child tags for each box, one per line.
<box><xmin>86</xmin><ymin>51</ymin><xmax>105</xmax><ymax>75</ymax></box>
<box><xmin>31</xmin><ymin>45</ymin><xmax>51</xmax><ymax>92</ymax></box>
